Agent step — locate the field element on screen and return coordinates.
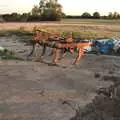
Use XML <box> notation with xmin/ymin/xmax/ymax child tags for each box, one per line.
<box><xmin>1</xmin><ymin>19</ymin><xmax>120</xmax><ymax>39</ymax></box>
<box><xmin>0</xmin><ymin>19</ymin><xmax>120</xmax><ymax>120</ymax></box>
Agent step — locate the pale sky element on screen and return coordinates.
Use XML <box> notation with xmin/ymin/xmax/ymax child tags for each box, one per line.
<box><xmin>0</xmin><ymin>0</ymin><xmax>120</xmax><ymax>15</ymax></box>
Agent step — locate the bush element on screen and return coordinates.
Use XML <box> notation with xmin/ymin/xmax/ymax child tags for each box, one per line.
<box><xmin>93</xmin><ymin>12</ymin><xmax>100</xmax><ymax>19</ymax></box>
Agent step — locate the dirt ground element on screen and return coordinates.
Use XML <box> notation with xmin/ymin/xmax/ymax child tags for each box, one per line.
<box><xmin>0</xmin><ymin>35</ymin><xmax>120</xmax><ymax>120</ymax></box>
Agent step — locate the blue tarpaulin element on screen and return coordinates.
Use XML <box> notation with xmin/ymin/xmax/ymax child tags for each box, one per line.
<box><xmin>95</xmin><ymin>39</ymin><xmax>114</xmax><ymax>54</ymax></box>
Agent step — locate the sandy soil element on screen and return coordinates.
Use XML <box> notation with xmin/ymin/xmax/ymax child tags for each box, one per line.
<box><xmin>0</xmin><ymin>35</ymin><xmax>120</xmax><ymax>120</ymax></box>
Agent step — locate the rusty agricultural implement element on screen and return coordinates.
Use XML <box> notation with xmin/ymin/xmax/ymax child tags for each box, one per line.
<box><xmin>28</xmin><ymin>29</ymin><xmax>93</xmax><ymax>65</ymax></box>
<box><xmin>28</xmin><ymin>29</ymin><xmax>63</xmax><ymax>58</ymax></box>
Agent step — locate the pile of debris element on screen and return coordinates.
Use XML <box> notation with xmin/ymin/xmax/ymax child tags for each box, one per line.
<box><xmin>84</xmin><ymin>38</ymin><xmax>120</xmax><ymax>54</ymax></box>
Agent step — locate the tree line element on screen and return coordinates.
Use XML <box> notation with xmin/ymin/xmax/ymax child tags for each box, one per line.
<box><xmin>0</xmin><ymin>0</ymin><xmax>120</xmax><ymax>22</ymax></box>
<box><xmin>66</xmin><ymin>12</ymin><xmax>120</xmax><ymax>19</ymax></box>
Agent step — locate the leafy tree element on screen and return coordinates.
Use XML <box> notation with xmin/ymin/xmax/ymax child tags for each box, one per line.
<box><xmin>93</xmin><ymin>12</ymin><xmax>100</xmax><ymax>19</ymax></box>
<box><xmin>39</xmin><ymin>0</ymin><xmax>47</xmax><ymax>14</ymax></box>
<box><xmin>108</xmin><ymin>12</ymin><xmax>113</xmax><ymax>19</ymax></box>
<box><xmin>113</xmin><ymin>12</ymin><xmax>120</xmax><ymax>19</ymax></box>
<box><xmin>107</xmin><ymin>12</ymin><xmax>120</xmax><ymax>19</ymax></box>
<box><xmin>81</xmin><ymin>12</ymin><xmax>91</xmax><ymax>18</ymax></box>
<box><xmin>39</xmin><ymin>0</ymin><xmax>63</xmax><ymax>21</ymax></box>
<box><xmin>29</xmin><ymin>5</ymin><xmax>41</xmax><ymax>21</ymax></box>
<box><xmin>31</xmin><ymin>5</ymin><xmax>40</xmax><ymax>16</ymax></box>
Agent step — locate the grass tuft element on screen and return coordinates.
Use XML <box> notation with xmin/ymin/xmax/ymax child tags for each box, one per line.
<box><xmin>0</xmin><ymin>49</ymin><xmax>23</xmax><ymax>60</ymax></box>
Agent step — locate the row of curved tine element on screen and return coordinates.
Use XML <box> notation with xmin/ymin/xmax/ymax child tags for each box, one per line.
<box><xmin>27</xmin><ymin>30</ymin><xmax>93</xmax><ymax>65</ymax></box>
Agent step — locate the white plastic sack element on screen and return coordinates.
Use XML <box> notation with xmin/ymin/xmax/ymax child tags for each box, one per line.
<box><xmin>0</xmin><ymin>46</ymin><xmax>4</xmax><ymax>51</ymax></box>
<box><xmin>83</xmin><ymin>46</ymin><xmax>92</xmax><ymax>52</ymax></box>
<box><xmin>95</xmin><ymin>39</ymin><xmax>110</xmax><ymax>44</ymax></box>
<box><xmin>113</xmin><ymin>40</ymin><xmax>120</xmax><ymax>52</ymax></box>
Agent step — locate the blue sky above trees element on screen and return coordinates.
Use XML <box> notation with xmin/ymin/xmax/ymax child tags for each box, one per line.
<box><xmin>0</xmin><ymin>0</ymin><xmax>120</xmax><ymax>15</ymax></box>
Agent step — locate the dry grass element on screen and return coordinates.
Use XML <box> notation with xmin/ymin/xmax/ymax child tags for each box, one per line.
<box><xmin>0</xmin><ymin>19</ymin><xmax>120</xmax><ymax>39</ymax></box>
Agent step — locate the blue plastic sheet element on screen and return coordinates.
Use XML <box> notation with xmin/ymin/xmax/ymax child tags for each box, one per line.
<box><xmin>95</xmin><ymin>39</ymin><xmax>114</xmax><ymax>54</ymax></box>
